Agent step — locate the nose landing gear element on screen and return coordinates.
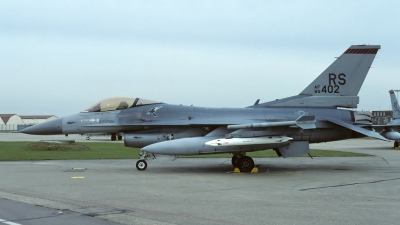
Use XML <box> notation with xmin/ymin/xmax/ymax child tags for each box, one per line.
<box><xmin>136</xmin><ymin>151</ymin><xmax>156</xmax><ymax>171</ymax></box>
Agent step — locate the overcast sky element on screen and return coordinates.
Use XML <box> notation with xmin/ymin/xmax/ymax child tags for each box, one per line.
<box><xmin>1</xmin><ymin>0</ymin><xmax>399</xmax><ymax>117</ymax></box>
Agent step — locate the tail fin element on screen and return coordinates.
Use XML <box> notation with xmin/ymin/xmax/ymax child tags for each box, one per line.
<box><xmin>258</xmin><ymin>45</ymin><xmax>380</xmax><ymax>108</ymax></box>
<box><xmin>301</xmin><ymin>45</ymin><xmax>380</xmax><ymax>97</ymax></box>
<box><xmin>389</xmin><ymin>90</ymin><xmax>400</xmax><ymax>119</ymax></box>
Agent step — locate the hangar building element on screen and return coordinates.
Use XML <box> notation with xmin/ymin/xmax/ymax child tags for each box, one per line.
<box><xmin>372</xmin><ymin>110</ymin><xmax>393</xmax><ymax>125</ymax></box>
<box><xmin>0</xmin><ymin>114</ymin><xmax>57</xmax><ymax>131</ymax></box>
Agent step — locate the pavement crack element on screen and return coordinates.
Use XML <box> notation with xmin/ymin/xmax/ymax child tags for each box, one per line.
<box><xmin>85</xmin><ymin>209</ymin><xmax>132</xmax><ymax>217</ymax></box>
<box><xmin>299</xmin><ymin>177</ymin><xmax>400</xmax><ymax>191</ymax></box>
<box><xmin>380</xmin><ymin>157</ymin><xmax>390</xmax><ymax>165</ymax></box>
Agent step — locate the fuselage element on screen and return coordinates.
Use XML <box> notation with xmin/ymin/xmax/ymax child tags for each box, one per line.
<box><xmin>37</xmin><ymin>103</ymin><xmax>357</xmax><ymax>144</ymax></box>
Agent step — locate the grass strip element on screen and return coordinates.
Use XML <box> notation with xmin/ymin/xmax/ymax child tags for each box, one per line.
<box><xmin>0</xmin><ymin>141</ymin><xmax>370</xmax><ymax>161</ymax></box>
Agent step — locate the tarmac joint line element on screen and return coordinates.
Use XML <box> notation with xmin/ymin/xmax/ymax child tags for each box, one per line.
<box><xmin>85</xmin><ymin>209</ymin><xmax>132</xmax><ymax>217</ymax></box>
<box><xmin>299</xmin><ymin>177</ymin><xmax>400</xmax><ymax>191</ymax></box>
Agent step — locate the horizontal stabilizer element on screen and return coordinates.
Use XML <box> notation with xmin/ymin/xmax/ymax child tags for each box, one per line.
<box><xmin>323</xmin><ymin>117</ymin><xmax>389</xmax><ymax>141</ymax></box>
<box><xmin>227</xmin><ymin>116</ymin><xmax>316</xmax><ymax>130</ymax></box>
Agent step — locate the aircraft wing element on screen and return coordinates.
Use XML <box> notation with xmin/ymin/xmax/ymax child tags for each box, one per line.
<box><xmin>322</xmin><ymin>117</ymin><xmax>389</xmax><ymax>141</ymax></box>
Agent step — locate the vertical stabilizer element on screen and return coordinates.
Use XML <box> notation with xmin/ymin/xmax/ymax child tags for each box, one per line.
<box><xmin>259</xmin><ymin>45</ymin><xmax>380</xmax><ymax>108</ymax></box>
<box><xmin>301</xmin><ymin>45</ymin><xmax>380</xmax><ymax>96</ymax></box>
<box><xmin>389</xmin><ymin>90</ymin><xmax>400</xmax><ymax>119</ymax></box>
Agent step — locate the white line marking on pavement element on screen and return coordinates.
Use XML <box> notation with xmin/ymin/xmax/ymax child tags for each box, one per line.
<box><xmin>0</xmin><ymin>218</ymin><xmax>22</xmax><ymax>225</ymax></box>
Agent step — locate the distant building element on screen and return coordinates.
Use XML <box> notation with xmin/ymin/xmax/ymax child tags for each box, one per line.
<box><xmin>19</xmin><ymin>115</ymin><xmax>58</xmax><ymax>124</ymax></box>
<box><xmin>371</xmin><ymin>110</ymin><xmax>392</xmax><ymax>125</ymax></box>
<box><xmin>0</xmin><ymin>114</ymin><xmax>57</xmax><ymax>131</ymax></box>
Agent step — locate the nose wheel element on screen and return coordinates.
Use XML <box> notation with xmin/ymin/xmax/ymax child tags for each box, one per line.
<box><xmin>136</xmin><ymin>160</ymin><xmax>147</xmax><ymax>171</ymax></box>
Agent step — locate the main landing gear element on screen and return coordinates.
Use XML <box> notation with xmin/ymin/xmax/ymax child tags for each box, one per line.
<box><xmin>231</xmin><ymin>152</ymin><xmax>255</xmax><ymax>172</ymax></box>
<box><xmin>395</xmin><ymin>141</ymin><xmax>399</xmax><ymax>148</ymax></box>
<box><xmin>111</xmin><ymin>134</ymin><xmax>123</xmax><ymax>141</ymax></box>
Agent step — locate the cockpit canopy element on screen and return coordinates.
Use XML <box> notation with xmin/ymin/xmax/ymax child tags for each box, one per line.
<box><xmin>82</xmin><ymin>97</ymin><xmax>162</xmax><ymax>112</ymax></box>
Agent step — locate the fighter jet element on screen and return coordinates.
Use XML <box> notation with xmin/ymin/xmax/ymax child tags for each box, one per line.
<box><xmin>374</xmin><ymin>90</ymin><xmax>400</xmax><ymax>147</ymax></box>
<box><xmin>21</xmin><ymin>45</ymin><xmax>388</xmax><ymax>172</ymax></box>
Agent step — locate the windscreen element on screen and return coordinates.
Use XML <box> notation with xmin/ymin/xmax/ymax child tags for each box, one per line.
<box><xmin>82</xmin><ymin>97</ymin><xmax>162</xmax><ymax>112</ymax></box>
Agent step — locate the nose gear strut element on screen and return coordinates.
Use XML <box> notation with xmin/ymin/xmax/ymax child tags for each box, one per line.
<box><xmin>136</xmin><ymin>150</ymin><xmax>156</xmax><ymax>171</ymax></box>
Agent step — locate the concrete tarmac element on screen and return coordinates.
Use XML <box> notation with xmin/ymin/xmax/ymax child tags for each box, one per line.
<box><xmin>1</xmin><ymin>133</ymin><xmax>400</xmax><ymax>225</ymax></box>
<box><xmin>0</xmin><ymin>198</ymin><xmax>122</xmax><ymax>225</ymax></box>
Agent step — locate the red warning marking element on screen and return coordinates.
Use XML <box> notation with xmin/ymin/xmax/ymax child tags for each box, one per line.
<box><xmin>344</xmin><ymin>49</ymin><xmax>378</xmax><ymax>54</ymax></box>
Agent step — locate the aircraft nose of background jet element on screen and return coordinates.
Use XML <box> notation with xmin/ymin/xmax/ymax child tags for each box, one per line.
<box><xmin>20</xmin><ymin>118</ymin><xmax>63</xmax><ymax>135</ymax></box>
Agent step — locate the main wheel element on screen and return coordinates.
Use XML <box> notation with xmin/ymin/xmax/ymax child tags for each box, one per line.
<box><xmin>136</xmin><ymin>160</ymin><xmax>147</xmax><ymax>171</ymax></box>
<box><xmin>395</xmin><ymin>141</ymin><xmax>399</xmax><ymax>148</ymax></box>
<box><xmin>231</xmin><ymin>156</ymin><xmax>240</xmax><ymax>167</ymax></box>
<box><xmin>238</xmin><ymin>156</ymin><xmax>254</xmax><ymax>172</ymax></box>
<box><xmin>111</xmin><ymin>135</ymin><xmax>116</xmax><ymax>141</ymax></box>
<box><xmin>118</xmin><ymin>135</ymin><xmax>122</xmax><ymax>141</ymax></box>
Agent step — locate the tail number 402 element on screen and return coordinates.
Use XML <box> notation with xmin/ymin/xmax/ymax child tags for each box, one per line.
<box><xmin>315</xmin><ymin>73</ymin><xmax>346</xmax><ymax>94</ymax></box>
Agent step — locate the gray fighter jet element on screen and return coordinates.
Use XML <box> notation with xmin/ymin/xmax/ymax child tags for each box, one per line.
<box><xmin>21</xmin><ymin>45</ymin><xmax>388</xmax><ymax>171</ymax></box>
<box><xmin>374</xmin><ymin>90</ymin><xmax>400</xmax><ymax>147</ymax></box>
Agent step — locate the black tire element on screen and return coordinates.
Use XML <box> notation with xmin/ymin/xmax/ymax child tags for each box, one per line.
<box><xmin>231</xmin><ymin>156</ymin><xmax>240</xmax><ymax>167</ymax></box>
<box><xmin>136</xmin><ymin>160</ymin><xmax>147</xmax><ymax>171</ymax></box>
<box><xmin>111</xmin><ymin>135</ymin><xmax>116</xmax><ymax>141</ymax></box>
<box><xmin>395</xmin><ymin>141</ymin><xmax>399</xmax><ymax>148</ymax></box>
<box><xmin>238</xmin><ymin>156</ymin><xmax>254</xmax><ymax>172</ymax></box>
<box><xmin>118</xmin><ymin>135</ymin><xmax>123</xmax><ymax>141</ymax></box>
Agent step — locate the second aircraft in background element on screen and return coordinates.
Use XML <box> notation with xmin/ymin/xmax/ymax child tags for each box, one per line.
<box><xmin>374</xmin><ymin>90</ymin><xmax>400</xmax><ymax>148</ymax></box>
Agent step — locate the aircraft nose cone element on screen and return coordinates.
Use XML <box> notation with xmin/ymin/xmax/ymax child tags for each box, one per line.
<box><xmin>20</xmin><ymin>118</ymin><xmax>63</xmax><ymax>135</ymax></box>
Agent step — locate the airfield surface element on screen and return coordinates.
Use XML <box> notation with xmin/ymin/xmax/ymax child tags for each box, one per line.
<box><xmin>0</xmin><ymin>133</ymin><xmax>400</xmax><ymax>225</ymax></box>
